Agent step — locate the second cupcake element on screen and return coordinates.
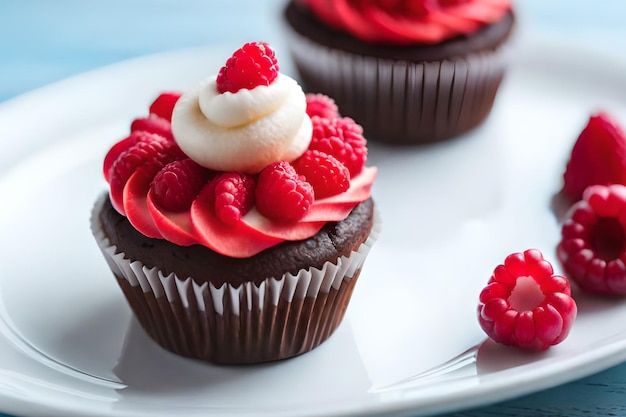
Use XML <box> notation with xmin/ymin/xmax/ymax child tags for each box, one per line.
<box><xmin>283</xmin><ymin>0</ymin><xmax>515</xmax><ymax>145</ymax></box>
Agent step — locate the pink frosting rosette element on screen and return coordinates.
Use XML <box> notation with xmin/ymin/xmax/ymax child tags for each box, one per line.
<box><xmin>302</xmin><ymin>0</ymin><xmax>512</xmax><ymax>44</ymax></box>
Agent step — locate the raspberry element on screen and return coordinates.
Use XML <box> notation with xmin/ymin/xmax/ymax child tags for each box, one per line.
<box><xmin>309</xmin><ymin>116</ymin><xmax>367</xmax><ymax>177</ymax></box>
<box><xmin>293</xmin><ymin>150</ymin><xmax>350</xmax><ymax>198</ymax></box>
<box><xmin>130</xmin><ymin>115</ymin><xmax>174</xmax><ymax>140</ymax></box>
<box><xmin>151</xmin><ymin>159</ymin><xmax>214</xmax><ymax>212</ymax></box>
<box><xmin>216</xmin><ymin>42</ymin><xmax>279</xmax><ymax>94</ymax></box>
<box><xmin>149</xmin><ymin>91</ymin><xmax>183</xmax><ymax>121</ymax></box>
<box><xmin>255</xmin><ymin>161</ymin><xmax>314</xmax><ymax>222</ymax></box>
<box><xmin>209</xmin><ymin>172</ymin><xmax>257</xmax><ymax>226</ymax></box>
<box><xmin>557</xmin><ymin>184</ymin><xmax>626</xmax><ymax>295</ymax></box>
<box><xmin>305</xmin><ymin>93</ymin><xmax>339</xmax><ymax>119</ymax></box>
<box><xmin>562</xmin><ymin>112</ymin><xmax>626</xmax><ymax>201</ymax></box>
<box><xmin>478</xmin><ymin>249</ymin><xmax>577</xmax><ymax>350</ymax></box>
<box><xmin>103</xmin><ymin>130</ymin><xmax>147</xmax><ymax>182</ymax></box>
<box><xmin>109</xmin><ymin>134</ymin><xmax>181</xmax><ymax>186</ymax></box>
<box><xmin>108</xmin><ymin>133</ymin><xmax>185</xmax><ymax>211</ymax></box>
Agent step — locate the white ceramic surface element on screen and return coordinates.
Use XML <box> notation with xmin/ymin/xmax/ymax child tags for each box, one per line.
<box><xmin>1</xmin><ymin>36</ymin><xmax>626</xmax><ymax>417</ymax></box>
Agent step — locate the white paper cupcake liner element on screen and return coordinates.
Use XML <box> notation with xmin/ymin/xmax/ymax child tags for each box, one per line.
<box><xmin>91</xmin><ymin>198</ymin><xmax>381</xmax><ymax>363</ymax></box>
<box><xmin>285</xmin><ymin>26</ymin><xmax>512</xmax><ymax>144</ymax></box>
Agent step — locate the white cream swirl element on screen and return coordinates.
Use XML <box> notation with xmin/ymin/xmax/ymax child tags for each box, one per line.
<box><xmin>171</xmin><ymin>74</ymin><xmax>312</xmax><ymax>174</ymax></box>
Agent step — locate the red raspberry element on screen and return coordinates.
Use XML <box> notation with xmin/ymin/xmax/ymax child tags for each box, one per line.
<box><xmin>558</xmin><ymin>184</ymin><xmax>626</xmax><ymax>295</ymax></box>
<box><xmin>130</xmin><ymin>115</ymin><xmax>174</xmax><ymax>140</ymax></box>
<box><xmin>209</xmin><ymin>172</ymin><xmax>256</xmax><ymax>226</ymax></box>
<box><xmin>305</xmin><ymin>93</ymin><xmax>339</xmax><ymax>119</ymax></box>
<box><xmin>103</xmin><ymin>130</ymin><xmax>147</xmax><ymax>182</ymax></box>
<box><xmin>109</xmin><ymin>133</ymin><xmax>185</xmax><ymax>193</ymax></box>
<box><xmin>562</xmin><ymin>112</ymin><xmax>626</xmax><ymax>201</ymax></box>
<box><xmin>216</xmin><ymin>42</ymin><xmax>279</xmax><ymax>94</ymax></box>
<box><xmin>309</xmin><ymin>116</ymin><xmax>367</xmax><ymax>177</ymax></box>
<box><xmin>478</xmin><ymin>249</ymin><xmax>577</xmax><ymax>350</ymax></box>
<box><xmin>149</xmin><ymin>91</ymin><xmax>183</xmax><ymax>121</ymax></box>
<box><xmin>293</xmin><ymin>150</ymin><xmax>350</xmax><ymax>199</ymax></box>
<box><xmin>255</xmin><ymin>161</ymin><xmax>314</xmax><ymax>222</ymax></box>
<box><xmin>151</xmin><ymin>159</ymin><xmax>214</xmax><ymax>212</ymax></box>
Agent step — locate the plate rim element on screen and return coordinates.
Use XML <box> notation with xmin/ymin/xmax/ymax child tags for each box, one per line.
<box><xmin>1</xmin><ymin>33</ymin><xmax>626</xmax><ymax>417</ymax></box>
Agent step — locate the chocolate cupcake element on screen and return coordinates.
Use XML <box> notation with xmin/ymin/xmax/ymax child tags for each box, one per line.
<box><xmin>91</xmin><ymin>42</ymin><xmax>379</xmax><ymax>364</ymax></box>
<box><xmin>283</xmin><ymin>0</ymin><xmax>515</xmax><ymax>145</ymax></box>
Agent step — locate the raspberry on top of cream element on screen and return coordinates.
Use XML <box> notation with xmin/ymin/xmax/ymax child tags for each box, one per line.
<box><xmin>301</xmin><ymin>0</ymin><xmax>512</xmax><ymax>45</ymax></box>
<box><xmin>103</xmin><ymin>42</ymin><xmax>376</xmax><ymax>258</ymax></box>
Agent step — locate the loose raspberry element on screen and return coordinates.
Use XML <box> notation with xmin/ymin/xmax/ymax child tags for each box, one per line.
<box><xmin>562</xmin><ymin>112</ymin><xmax>626</xmax><ymax>201</ymax></box>
<box><xmin>151</xmin><ymin>159</ymin><xmax>214</xmax><ymax>212</ymax></box>
<box><xmin>309</xmin><ymin>116</ymin><xmax>367</xmax><ymax>177</ymax></box>
<box><xmin>558</xmin><ymin>184</ymin><xmax>626</xmax><ymax>295</ymax></box>
<box><xmin>208</xmin><ymin>172</ymin><xmax>257</xmax><ymax>226</ymax></box>
<box><xmin>216</xmin><ymin>42</ymin><xmax>279</xmax><ymax>94</ymax></box>
<box><xmin>478</xmin><ymin>249</ymin><xmax>577</xmax><ymax>350</ymax></box>
<box><xmin>255</xmin><ymin>161</ymin><xmax>314</xmax><ymax>222</ymax></box>
<box><xmin>109</xmin><ymin>133</ymin><xmax>185</xmax><ymax>191</ymax></box>
<box><xmin>149</xmin><ymin>91</ymin><xmax>183</xmax><ymax>121</ymax></box>
<box><xmin>293</xmin><ymin>150</ymin><xmax>350</xmax><ymax>198</ymax></box>
<box><xmin>305</xmin><ymin>93</ymin><xmax>339</xmax><ymax>119</ymax></box>
<box><xmin>130</xmin><ymin>115</ymin><xmax>174</xmax><ymax>140</ymax></box>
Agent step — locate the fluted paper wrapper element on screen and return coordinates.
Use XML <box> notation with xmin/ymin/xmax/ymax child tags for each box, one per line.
<box><xmin>91</xmin><ymin>209</ymin><xmax>380</xmax><ymax>364</ymax></box>
<box><xmin>285</xmin><ymin>28</ymin><xmax>510</xmax><ymax>144</ymax></box>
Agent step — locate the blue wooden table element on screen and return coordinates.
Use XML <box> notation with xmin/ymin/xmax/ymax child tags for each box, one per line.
<box><xmin>1</xmin><ymin>1</ymin><xmax>625</xmax><ymax>416</ymax></box>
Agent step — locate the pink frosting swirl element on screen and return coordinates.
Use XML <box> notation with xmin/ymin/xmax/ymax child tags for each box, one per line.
<box><xmin>107</xmin><ymin>145</ymin><xmax>376</xmax><ymax>258</ymax></box>
<box><xmin>104</xmin><ymin>107</ymin><xmax>376</xmax><ymax>259</ymax></box>
<box><xmin>301</xmin><ymin>0</ymin><xmax>512</xmax><ymax>45</ymax></box>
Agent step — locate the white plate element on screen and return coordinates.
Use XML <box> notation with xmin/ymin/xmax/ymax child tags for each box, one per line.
<box><xmin>1</xmin><ymin>35</ymin><xmax>626</xmax><ymax>417</ymax></box>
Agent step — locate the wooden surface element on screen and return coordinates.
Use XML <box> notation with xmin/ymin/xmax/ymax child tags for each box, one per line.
<box><xmin>1</xmin><ymin>1</ymin><xmax>625</xmax><ymax>416</ymax></box>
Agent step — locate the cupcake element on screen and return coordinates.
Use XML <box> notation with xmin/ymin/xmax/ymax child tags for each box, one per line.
<box><xmin>283</xmin><ymin>0</ymin><xmax>515</xmax><ymax>144</ymax></box>
<box><xmin>91</xmin><ymin>42</ymin><xmax>379</xmax><ymax>364</ymax></box>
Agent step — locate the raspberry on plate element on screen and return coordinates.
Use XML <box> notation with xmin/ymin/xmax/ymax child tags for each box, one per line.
<box><xmin>562</xmin><ymin>112</ymin><xmax>626</xmax><ymax>201</ymax></box>
<box><xmin>558</xmin><ymin>184</ymin><xmax>626</xmax><ymax>295</ymax></box>
<box><xmin>478</xmin><ymin>249</ymin><xmax>577</xmax><ymax>350</ymax></box>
